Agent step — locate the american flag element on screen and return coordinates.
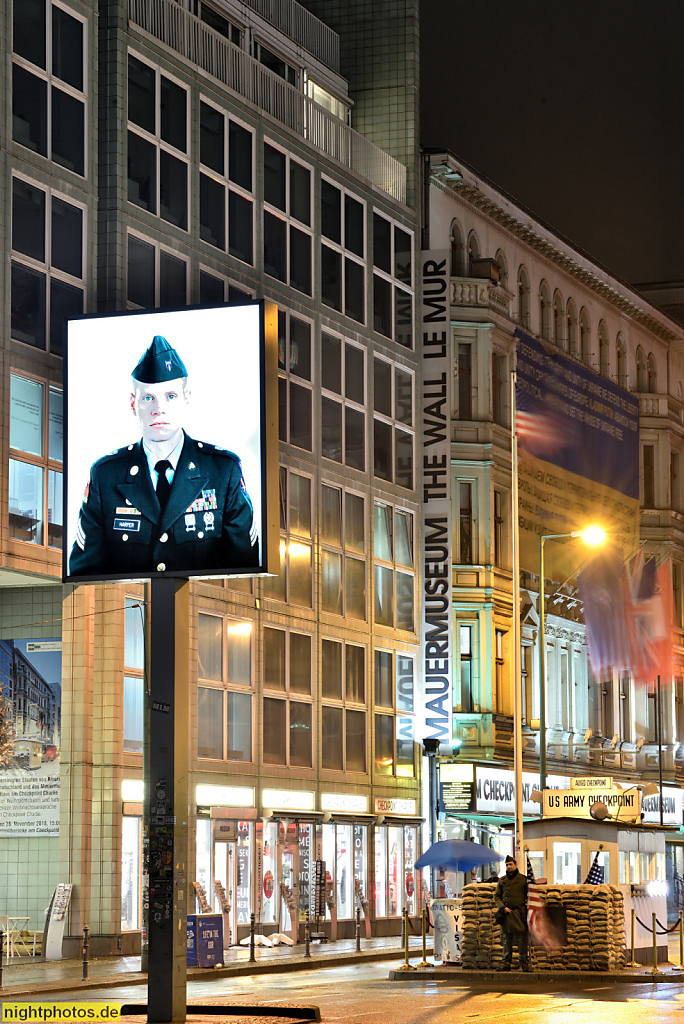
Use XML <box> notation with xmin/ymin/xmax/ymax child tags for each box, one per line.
<box><xmin>526</xmin><ymin>853</ymin><xmax>561</xmax><ymax>950</ymax></box>
<box><xmin>584</xmin><ymin>852</ymin><xmax>604</xmax><ymax>885</ymax></box>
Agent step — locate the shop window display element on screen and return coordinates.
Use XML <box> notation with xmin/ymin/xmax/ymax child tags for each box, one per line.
<box><xmin>374</xmin><ymin>826</ymin><xmax>387</xmax><ymax>917</ymax></box>
<box><xmin>121</xmin><ymin>816</ymin><xmax>141</xmax><ymax>931</ymax></box>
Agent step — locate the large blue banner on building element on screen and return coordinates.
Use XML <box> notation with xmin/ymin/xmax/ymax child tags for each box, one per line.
<box><xmin>515</xmin><ymin>330</ymin><xmax>640</xmax><ymax>576</ymax></box>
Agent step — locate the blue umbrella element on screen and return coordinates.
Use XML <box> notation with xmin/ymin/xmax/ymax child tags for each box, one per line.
<box><xmin>415</xmin><ymin>839</ymin><xmax>504</xmax><ymax>874</ymax></box>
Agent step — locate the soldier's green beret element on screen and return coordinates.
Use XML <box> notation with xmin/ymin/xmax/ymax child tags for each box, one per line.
<box><xmin>132</xmin><ymin>335</ymin><xmax>189</xmax><ymax>383</ymax></box>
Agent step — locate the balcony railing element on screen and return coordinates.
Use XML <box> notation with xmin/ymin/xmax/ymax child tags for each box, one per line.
<box><xmin>240</xmin><ymin>0</ymin><xmax>339</xmax><ymax>71</ymax></box>
<box><xmin>451</xmin><ymin>277</ymin><xmax>512</xmax><ymax>318</ymax></box>
<box><xmin>129</xmin><ymin>0</ymin><xmax>406</xmax><ymax>203</ymax></box>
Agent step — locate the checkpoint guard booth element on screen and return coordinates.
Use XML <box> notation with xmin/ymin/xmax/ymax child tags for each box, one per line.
<box><xmin>524</xmin><ymin>778</ymin><xmax>673</xmax><ymax>964</ymax></box>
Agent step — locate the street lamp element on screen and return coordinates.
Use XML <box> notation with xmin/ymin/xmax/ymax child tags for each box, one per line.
<box><xmin>539</xmin><ymin>525</ymin><xmax>607</xmax><ymax>789</ymax></box>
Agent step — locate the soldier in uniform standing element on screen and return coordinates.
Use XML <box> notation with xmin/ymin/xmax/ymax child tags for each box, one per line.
<box><xmin>69</xmin><ymin>335</ymin><xmax>259</xmax><ymax>577</ymax></box>
<box><xmin>494</xmin><ymin>855</ymin><xmax>531</xmax><ymax>971</ymax></box>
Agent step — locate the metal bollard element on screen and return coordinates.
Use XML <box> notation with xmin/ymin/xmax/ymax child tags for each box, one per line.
<box><xmin>416</xmin><ymin>908</ymin><xmax>429</xmax><ymax>969</ymax></box>
<box><xmin>355</xmin><ymin>907</ymin><xmax>361</xmax><ymax>953</ymax></box>
<box><xmin>679</xmin><ymin>912</ymin><xmax>684</xmax><ymax>970</ymax></box>
<box><xmin>81</xmin><ymin>925</ymin><xmax>89</xmax><ymax>982</ymax></box>
<box><xmin>249</xmin><ymin>913</ymin><xmax>256</xmax><ymax>963</ymax></box>
<box><xmin>0</xmin><ymin>927</ymin><xmax>4</xmax><ymax>990</ymax></box>
<box><xmin>626</xmin><ymin>907</ymin><xmax>637</xmax><ymax>967</ymax></box>
<box><xmin>651</xmin><ymin>911</ymin><xmax>661</xmax><ymax>975</ymax></box>
<box><xmin>397</xmin><ymin>905</ymin><xmax>415</xmax><ymax>972</ymax></box>
<box><xmin>304</xmin><ymin>909</ymin><xmax>311</xmax><ymax>958</ymax></box>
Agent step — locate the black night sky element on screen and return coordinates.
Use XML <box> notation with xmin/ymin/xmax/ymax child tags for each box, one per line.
<box><xmin>420</xmin><ymin>0</ymin><xmax>684</xmax><ymax>287</ymax></box>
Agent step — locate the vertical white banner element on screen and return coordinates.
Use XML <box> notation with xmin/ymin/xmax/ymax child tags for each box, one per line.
<box><xmin>421</xmin><ymin>250</ymin><xmax>452</xmax><ymax>751</ymax></box>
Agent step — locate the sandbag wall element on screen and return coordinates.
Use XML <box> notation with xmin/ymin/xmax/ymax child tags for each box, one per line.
<box><xmin>460</xmin><ymin>882</ymin><xmax>625</xmax><ymax>971</ymax></box>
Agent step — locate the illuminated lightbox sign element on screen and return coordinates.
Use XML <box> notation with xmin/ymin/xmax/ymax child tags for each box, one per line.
<box><xmin>543</xmin><ymin>787</ymin><xmax>642</xmax><ymax>820</ymax></box>
<box><xmin>63</xmin><ymin>302</ymin><xmax>278</xmax><ymax>583</ymax></box>
<box><xmin>374</xmin><ymin>797</ymin><xmax>416</xmax><ymax>815</ymax></box>
<box><xmin>570</xmin><ymin>776</ymin><xmax>613</xmax><ymax>790</ymax></box>
<box><xmin>262</xmin><ymin>789</ymin><xmax>315</xmax><ymax>811</ymax></box>
<box><xmin>320</xmin><ymin>793</ymin><xmax>369</xmax><ymax>813</ymax></box>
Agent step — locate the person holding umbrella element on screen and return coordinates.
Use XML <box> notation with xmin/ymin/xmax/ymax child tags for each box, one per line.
<box><xmin>494</xmin><ymin>855</ymin><xmax>531</xmax><ymax>971</ymax></box>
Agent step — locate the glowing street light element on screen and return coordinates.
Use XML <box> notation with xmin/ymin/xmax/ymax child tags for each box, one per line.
<box><xmin>539</xmin><ymin>525</ymin><xmax>607</xmax><ymax>789</ymax></box>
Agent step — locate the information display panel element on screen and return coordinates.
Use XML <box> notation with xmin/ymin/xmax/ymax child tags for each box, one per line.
<box><xmin>63</xmin><ymin>302</ymin><xmax>278</xmax><ymax>582</ymax></box>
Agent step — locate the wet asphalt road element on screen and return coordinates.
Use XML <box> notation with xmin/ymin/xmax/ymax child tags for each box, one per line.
<box><xmin>8</xmin><ymin>963</ymin><xmax>684</xmax><ymax>1023</ymax></box>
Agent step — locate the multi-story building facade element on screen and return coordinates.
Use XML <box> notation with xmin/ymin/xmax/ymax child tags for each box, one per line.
<box><xmin>0</xmin><ymin>0</ymin><xmax>422</xmax><ymax>952</ymax></box>
<box><xmin>425</xmin><ymin>151</ymin><xmax>684</xmax><ymax>910</ymax></box>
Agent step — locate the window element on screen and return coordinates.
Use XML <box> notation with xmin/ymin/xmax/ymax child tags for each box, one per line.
<box><xmin>579</xmin><ymin>307</ymin><xmax>591</xmax><ymax>363</ymax></box>
<box><xmin>643</xmin><ymin>444</ymin><xmax>655</xmax><ymax>508</ymax></box>
<box><xmin>373</xmin><ymin>503</ymin><xmax>415</xmax><ymax>631</ymax></box>
<box><xmin>553</xmin><ymin>291</ymin><xmax>565</xmax><ymax>349</ymax></box>
<box><xmin>450</xmin><ymin>221</ymin><xmax>465</xmax><ymax>276</ymax></box>
<box><xmin>373</xmin><ymin>651</ymin><xmax>415</xmax><ymax>776</ymax></box>
<box><xmin>123</xmin><ymin>596</ymin><xmax>145</xmax><ymax>753</ymax></box>
<box><xmin>539</xmin><ymin>280</ymin><xmax>551</xmax><ymax>340</ymax></box>
<box><xmin>495</xmin><ymin>248</ymin><xmax>508</xmax><ymax>289</ymax></box>
<box><xmin>263</xmin><ymin>627</ymin><xmax>312</xmax><ymax>767</ymax></box>
<box><xmin>128</xmin><ymin>54</ymin><xmax>188</xmax><ymax>229</ymax></box>
<box><xmin>9</xmin><ymin>373</ymin><xmax>63</xmax><ymax>548</ymax></box>
<box><xmin>199</xmin><ymin>102</ymin><xmax>254</xmax><ymax>263</ymax></box>
<box><xmin>127</xmin><ymin>233</ymin><xmax>188</xmax><ymax>308</ymax></box>
<box><xmin>457</xmin><ymin>624</ymin><xmax>473</xmax><ymax>713</ymax></box>
<box><xmin>619</xmin><ymin>673</ymin><xmax>631</xmax><ymax>743</ymax></box>
<box><xmin>11</xmin><ymin>176</ymin><xmax>84</xmax><ymax>355</ymax></box>
<box><xmin>672</xmin><ymin>450</ymin><xmax>680</xmax><ymax>511</ymax></box>
<box><xmin>321</xmin><ymin>180</ymin><xmax>366</xmax><ymax>323</ymax></box>
<box><xmin>192</xmin><ymin>1</ymin><xmax>243</xmax><ymax>45</ymax></box>
<box><xmin>493</xmin><ymin>489</ymin><xmax>504</xmax><ymax>568</ymax></box>
<box><xmin>567</xmin><ymin>299</ymin><xmax>578</xmax><ymax>356</ymax></box>
<box><xmin>616</xmin><ymin>333</ymin><xmax>627</xmax><ymax>387</ymax></box>
<box><xmin>457</xmin><ymin>344</ymin><xmax>472</xmax><ymax>419</ymax></box>
<box><xmin>598</xmin><ymin>320</ymin><xmax>609</xmax><ymax>377</ymax></box>
<box><xmin>517</xmin><ymin>266</ymin><xmax>530</xmax><ymax>328</ymax></box>
<box><xmin>457</xmin><ymin>482</ymin><xmax>474</xmax><ymax>565</ymax></box>
<box><xmin>521</xmin><ymin>644</ymin><xmax>533</xmax><ymax>723</ymax></box>
<box><xmin>321</xmin><ymin>334</ymin><xmax>366</xmax><ymax>470</ymax></box>
<box><xmin>255</xmin><ymin>40</ymin><xmax>299</xmax><ymax>86</ymax></box>
<box><xmin>12</xmin><ymin>1</ymin><xmax>86</xmax><ymax>175</ymax></box>
<box><xmin>306</xmin><ymin>80</ymin><xmax>350</xmax><ymax>123</ymax></box>
<box><xmin>647</xmin><ymin>353</ymin><xmax>657</xmax><ymax>393</ymax></box>
<box><xmin>373</xmin><ymin>212</ymin><xmax>413</xmax><ymax>346</ymax></box>
<box><xmin>636</xmin><ymin>346</ymin><xmax>647</xmax><ymax>392</ymax></box>
<box><xmin>263</xmin><ymin>142</ymin><xmax>312</xmax><ymax>295</ymax></box>
<box><xmin>373</xmin><ymin>358</ymin><xmax>414</xmax><ymax>488</ymax></box>
<box><xmin>320</xmin><ymin>485</ymin><xmax>366</xmax><ymax>619</ymax></box>
<box><xmin>492</xmin><ymin>352</ymin><xmax>506</xmax><ymax>425</ymax></box>
<box><xmin>467</xmin><ymin>231</ymin><xmax>480</xmax><ymax>275</ymax></box>
<box><xmin>198</xmin><ymin>270</ymin><xmax>253</xmax><ymax>306</ymax></box>
<box><xmin>262</xmin><ymin>468</ymin><xmax>312</xmax><ymax>607</ymax></box>
<box><xmin>495</xmin><ymin>630</ymin><xmax>506</xmax><ymax>711</ymax></box>
<box><xmin>197</xmin><ymin>613</ymin><xmax>253</xmax><ymax>762</ymax></box>
<box><xmin>278</xmin><ymin>310</ymin><xmax>313</xmax><ymax>451</ymax></box>
<box><xmin>321</xmin><ymin>639</ymin><xmax>367</xmax><ymax>773</ymax></box>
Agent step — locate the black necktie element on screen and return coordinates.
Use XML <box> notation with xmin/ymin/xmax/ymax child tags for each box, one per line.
<box><xmin>155</xmin><ymin>460</ymin><xmax>172</xmax><ymax>510</ymax></box>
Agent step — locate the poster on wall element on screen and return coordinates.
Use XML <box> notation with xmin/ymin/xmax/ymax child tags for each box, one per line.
<box><xmin>515</xmin><ymin>329</ymin><xmax>640</xmax><ymax>578</ymax></box>
<box><xmin>0</xmin><ymin>639</ymin><xmax>61</xmax><ymax>837</ymax></box>
<box><xmin>63</xmin><ymin>302</ymin><xmax>279</xmax><ymax>583</ymax></box>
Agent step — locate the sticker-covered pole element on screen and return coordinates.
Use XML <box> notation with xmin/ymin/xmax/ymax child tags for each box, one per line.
<box><xmin>147</xmin><ymin>577</ymin><xmax>190</xmax><ymax>1023</ymax></box>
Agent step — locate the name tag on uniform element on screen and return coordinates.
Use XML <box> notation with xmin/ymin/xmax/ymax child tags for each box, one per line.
<box><xmin>114</xmin><ymin>518</ymin><xmax>141</xmax><ymax>531</ymax></box>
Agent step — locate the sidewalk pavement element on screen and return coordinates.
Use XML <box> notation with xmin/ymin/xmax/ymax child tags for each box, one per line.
<box><xmin>0</xmin><ymin>936</ymin><xmax>430</xmax><ymax>998</ymax></box>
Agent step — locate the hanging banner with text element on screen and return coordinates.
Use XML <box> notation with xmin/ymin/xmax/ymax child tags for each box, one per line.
<box><xmin>421</xmin><ymin>250</ymin><xmax>452</xmax><ymax>750</ymax></box>
<box><xmin>515</xmin><ymin>330</ymin><xmax>639</xmax><ymax>578</ymax></box>
<box><xmin>0</xmin><ymin>639</ymin><xmax>62</xmax><ymax>837</ymax></box>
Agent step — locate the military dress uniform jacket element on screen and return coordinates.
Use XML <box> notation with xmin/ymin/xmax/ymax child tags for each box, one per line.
<box><xmin>494</xmin><ymin>870</ymin><xmax>528</xmax><ymax>911</ymax></box>
<box><xmin>69</xmin><ymin>433</ymin><xmax>258</xmax><ymax>577</ymax></box>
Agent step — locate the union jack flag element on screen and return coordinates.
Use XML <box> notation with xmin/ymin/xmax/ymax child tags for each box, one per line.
<box><xmin>584</xmin><ymin>851</ymin><xmax>604</xmax><ymax>885</ymax></box>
